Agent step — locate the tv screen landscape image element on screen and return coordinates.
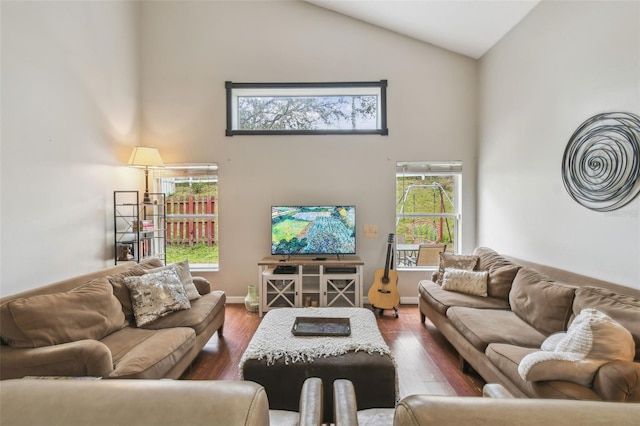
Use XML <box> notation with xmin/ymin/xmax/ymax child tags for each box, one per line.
<box><xmin>271</xmin><ymin>206</ymin><xmax>356</xmax><ymax>255</ymax></box>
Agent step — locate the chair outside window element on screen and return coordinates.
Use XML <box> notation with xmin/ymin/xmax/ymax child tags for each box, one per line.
<box><xmin>407</xmin><ymin>243</ymin><xmax>447</xmax><ymax>267</ymax></box>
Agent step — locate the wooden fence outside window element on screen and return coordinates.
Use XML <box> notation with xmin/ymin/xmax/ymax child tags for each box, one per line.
<box><xmin>166</xmin><ymin>195</ymin><xmax>216</xmax><ymax>246</ymax></box>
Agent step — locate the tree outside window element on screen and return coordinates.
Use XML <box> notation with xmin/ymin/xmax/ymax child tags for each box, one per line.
<box><xmin>226</xmin><ymin>81</ymin><xmax>388</xmax><ymax>135</ymax></box>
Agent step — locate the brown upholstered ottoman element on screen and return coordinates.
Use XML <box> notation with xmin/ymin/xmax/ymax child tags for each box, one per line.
<box><xmin>240</xmin><ymin>308</ymin><xmax>397</xmax><ymax>423</ymax></box>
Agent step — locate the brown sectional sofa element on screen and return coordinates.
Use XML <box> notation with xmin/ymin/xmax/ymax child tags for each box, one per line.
<box><xmin>419</xmin><ymin>247</ymin><xmax>640</xmax><ymax>402</ymax></box>
<box><xmin>0</xmin><ymin>258</ymin><xmax>225</xmax><ymax>380</ymax></box>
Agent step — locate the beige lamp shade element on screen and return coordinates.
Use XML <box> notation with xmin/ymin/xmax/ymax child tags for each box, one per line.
<box><xmin>128</xmin><ymin>146</ymin><xmax>164</xmax><ymax>167</ymax></box>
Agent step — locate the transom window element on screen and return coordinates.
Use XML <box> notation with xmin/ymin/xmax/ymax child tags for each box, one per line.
<box><xmin>226</xmin><ymin>80</ymin><xmax>388</xmax><ymax>135</ymax></box>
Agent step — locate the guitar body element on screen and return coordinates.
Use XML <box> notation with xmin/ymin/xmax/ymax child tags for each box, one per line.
<box><xmin>368</xmin><ymin>268</ymin><xmax>400</xmax><ymax>309</ymax></box>
<box><xmin>368</xmin><ymin>233</ymin><xmax>400</xmax><ymax>311</ymax></box>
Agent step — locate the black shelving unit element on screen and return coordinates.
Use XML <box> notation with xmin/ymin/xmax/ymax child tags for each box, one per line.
<box><xmin>114</xmin><ymin>190</ymin><xmax>166</xmax><ymax>265</ymax></box>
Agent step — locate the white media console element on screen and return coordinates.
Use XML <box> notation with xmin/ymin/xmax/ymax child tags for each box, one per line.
<box><xmin>257</xmin><ymin>256</ymin><xmax>364</xmax><ymax>317</ymax></box>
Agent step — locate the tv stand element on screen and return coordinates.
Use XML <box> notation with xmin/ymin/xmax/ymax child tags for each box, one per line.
<box><xmin>257</xmin><ymin>256</ymin><xmax>364</xmax><ymax>316</ymax></box>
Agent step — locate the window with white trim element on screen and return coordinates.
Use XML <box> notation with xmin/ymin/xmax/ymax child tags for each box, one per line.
<box><xmin>396</xmin><ymin>161</ymin><xmax>462</xmax><ymax>269</ymax></box>
<box><xmin>155</xmin><ymin>164</ymin><xmax>219</xmax><ymax>271</ymax></box>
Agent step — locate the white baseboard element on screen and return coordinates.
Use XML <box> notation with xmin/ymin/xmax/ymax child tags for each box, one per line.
<box><xmin>227</xmin><ymin>296</ymin><xmax>245</xmax><ymax>304</ymax></box>
<box><xmin>227</xmin><ymin>296</ymin><xmax>419</xmax><ymax>305</ymax></box>
<box><xmin>363</xmin><ymin>296</ymin><xmax>418</xmax><ymax>305</ymax></box>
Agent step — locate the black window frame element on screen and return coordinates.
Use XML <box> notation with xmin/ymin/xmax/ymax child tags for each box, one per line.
<box><xmin>225</xmin><ymin>80</ymin><xmax>388</xmax><ymax>136</ymax></box>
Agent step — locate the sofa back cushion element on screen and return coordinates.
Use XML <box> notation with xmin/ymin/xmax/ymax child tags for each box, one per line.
<box><xmin>572</xmin><ymin>286</ymin><xmax>640</xmax><ymax>360</ymax></box>
<box><xmin>509</xmin><ymin>268</ymin><xmax>576</xmax><ymax>335</ymax></box>
<box><xmin>107</xmin><ymin>266</ymin><xmax>149</xmax><ymax>322</ymax></box>
<box><xmin>473</xmin><ymin>247</ymin><xmax>521</xmax><ymax>301</ymax></box>
<box><xmin>0</xmin><ymin>278</ymin><xmax>127</xmax><ymax>348</ymax></box>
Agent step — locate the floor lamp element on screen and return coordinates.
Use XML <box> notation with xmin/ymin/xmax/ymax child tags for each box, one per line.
<box><xmin>128</xmin><ymin>146</ymin><xmax>164</xmax><ymax>204</ymax></box>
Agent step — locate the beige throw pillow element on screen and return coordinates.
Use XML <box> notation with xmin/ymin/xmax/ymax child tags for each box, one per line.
<box><xmin>148</xmin><ymin>260</ymin><xmax>201</xmax><ymax>301</ymax></box>
<box><xmin>437</xmin><ymin>253</ymin><xmax>479</xmax><ymax>284</ymax></box>
<box><xmin>441</xmin><ymin>269</ymin><xmax>489</xmax><ymax>297</ymax></box>
<box><xmin>125</xmin><ymin>269</ymin><xmax>191</xmax><ymax>327</ymax></box>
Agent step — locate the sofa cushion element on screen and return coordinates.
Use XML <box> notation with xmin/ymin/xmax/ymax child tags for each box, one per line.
<box><xmin>474</xmin><ymin>247</ymin><xmax>506</xmax><ymax>270</ymax></box>
<box><xmin>140</xmin><ymin>290</ymin><xmax>225</xmax><ymax>335</ymax></box>
<box><xmin>147</xmin><ymin>260</ymin><xmax>201</xmax><ymax>301</ymax></box>
<box><xmin>473</xmin><ymin>247</ymin><xmax>521</xmax><ymax>300</ymax></box>
<box><xmin>446</xmin><ymin>306</ymin><xmax>546</xmax><ymax>352</ymax></box>
<box><xmin>437</xmin><ymin>253</ymin><xmax>479</xmax><ymax>284</ymax></box>
<box><xmin>485</xmin><ymin>343</ymin><xmax>601</xmax><ymax>400</ymax></box>
<box><xmin>571</xmin><ymin>286</ymin><xmax>640</xmax><ymax>360</ymax></box>
<box><xmin>509</xmin><ymin>268</ymin><xmax>576</xmax><ymax>335</ymax></box>
<box><xmin>486</xmin><ymin>264</ymin><xmax>521</xmax><ymax>301</ymax></box>
<box><xmin>101</xmin><ymin>326</ymin><xmax>196</xmax><ymax>379</ymax></box>
<box><xmin>0</xmin><ymin>278</ymin><xmax>127</xmax><ymax>348</ymax></box>
<box><xmin>125</xmin><ymin>269</ymin><xmax>191</xmax><ymax>327</ymax></box>
<box><xmin>419</xmin><ymin>280</ymin><xmax>510</xmax><ymax>316</ymax></box>
<box><xmin>441</xmin><ymin>269</ymin><xmax>488</xmax><ymax>297</ymax></box>
<box><xmin>107</xmin><ymin>265</ymin><xmax>148</xmax><ymax>323</ymax></box>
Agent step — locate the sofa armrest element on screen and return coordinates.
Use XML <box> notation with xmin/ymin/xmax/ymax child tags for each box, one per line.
<box><xmin>192</xmin><ymin>276</ymin><xmax>211</xmax><ymax>295</ymax></box>
<box><xmin>333</xmin><ymin>379</ymin><xmax>358</xmax><ymax>426</ymax></box>
<box><xmin>482</xmin><ymin>383</ymin><xmax>516</xmax><ymax>398</ymax></box>
<box><xmin>0</xmin><ymin>339</ymin><xmax>113</xmax><ymax>379</ymax></box>
<box><xmin>1</xmin><ymin>379</ymin><xmax>271</xmax><ymax>426</ymax></box>
<box><xmin>298</xmin><ymin>377</ymin><xmax>323</xmax><ymax>426</ymax></box>
<box><xmin>593</xmin><ymin>360</ymin><xmax>640</xmax><ymax>402</ymax></box>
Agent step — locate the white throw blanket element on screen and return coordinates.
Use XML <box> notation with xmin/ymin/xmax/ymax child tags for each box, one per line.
<box><xmin>239</xmin><ymin>307</ymin><xmax>393</xmax><ymax>378</ymax></box>
<box><xmin>518</xmin><ymin>308</ymin><xmax>635</xmax><ymax>386</ymax></box>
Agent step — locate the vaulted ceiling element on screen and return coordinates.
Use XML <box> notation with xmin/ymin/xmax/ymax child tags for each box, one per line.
<box><xmin>303</xmin><ymin>0</ymin><xmax>541</xmax><ymax>59</ymax></box>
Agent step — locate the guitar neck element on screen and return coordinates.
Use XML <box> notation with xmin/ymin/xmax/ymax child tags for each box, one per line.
<box><xmin>383</xmin><ymin>242</ymin><xmax>392</xmax><ymax>278</ymax></box>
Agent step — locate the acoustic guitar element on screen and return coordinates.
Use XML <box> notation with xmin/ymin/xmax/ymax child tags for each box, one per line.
<box><xmin>368</xmin><ymin>233</ymin><xmax>400</xmax><ymax>316</ymax></box>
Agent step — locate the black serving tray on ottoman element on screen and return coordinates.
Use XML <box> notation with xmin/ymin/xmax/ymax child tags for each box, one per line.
<box><xmin>291</xmin><ymin>317</ymin><xmax>351</xmax><ymax>336</ymax></box>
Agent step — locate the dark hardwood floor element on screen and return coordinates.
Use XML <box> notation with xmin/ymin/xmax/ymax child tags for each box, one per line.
<box><xmin>181</xmin><ymin>304</ymin><xmax>484</xmax><ymax>398</ymax></box>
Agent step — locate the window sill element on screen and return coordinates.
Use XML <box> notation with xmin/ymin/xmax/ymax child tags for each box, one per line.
<box><xmin>189</xmin><ymin>264</ymin><xmax>219</xmax><ymax>273</ymax></box>
<box><xmin>397</xmin><ymin>266</ymin><xmax>438</xmax><ymax>272</ymax></box>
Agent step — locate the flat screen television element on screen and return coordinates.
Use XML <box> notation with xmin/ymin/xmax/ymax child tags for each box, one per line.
<box><xmin>271</xmin><ymin>205</ymin><xmax>356</xmax><ymax>256</ymax></box>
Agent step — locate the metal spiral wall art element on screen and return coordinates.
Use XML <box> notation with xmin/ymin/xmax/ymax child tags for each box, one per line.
<box><xmin>562</xmin><ymin>112</ymin><xmax>640</xmax><ymax>212</ymax></box>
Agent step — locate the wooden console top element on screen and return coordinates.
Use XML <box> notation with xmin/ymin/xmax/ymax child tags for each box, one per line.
<box><xmin>258</xmin><ymin>256</ymin><xmax>363</xmax><ymax>266</ymax></box>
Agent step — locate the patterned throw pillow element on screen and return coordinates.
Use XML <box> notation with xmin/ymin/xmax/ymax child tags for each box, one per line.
<box><xmin>441</xmin><ymin>268</ymin><xmax>489</xmax><ymax>297</ymax></box>
<box><xmin>148</xmin><ymin>260</ymin><xmax>201</xmax><ymax>301</ymax></box>
<box><xmin>124</xmin><ymin>269</ymin><xmax>191</xmax><ymax>327</ymax></box>
<box><xmin>437</xmin><ymin>253</ymin><xmax>479</xmax><ymax>284</ymax></box>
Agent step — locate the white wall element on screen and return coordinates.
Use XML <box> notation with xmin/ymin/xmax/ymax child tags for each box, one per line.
<box><xmin>0</xmin><ymin>1</ymin><xmax>141</xmax><ymax>295</ymax></box>
<box><xmin>478</xmin><ymin>0</ymin><xmax>640</xmax><ymax>288</ymax></box>
<box><xmin>139</xmin><ymin>1</ymin><xmax>478</xmax><ymax>299</ymax></box>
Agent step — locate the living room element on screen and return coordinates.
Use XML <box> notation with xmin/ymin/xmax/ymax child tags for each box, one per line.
<box><xmin>1</xmin><ymin>0</ymin><xmax>639</xmax><ymax>422</ymax></box>
<box><xmin>2</xmin><ymin>0</ymin><xmax>639</xmax><ymax>298</ymax></box>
